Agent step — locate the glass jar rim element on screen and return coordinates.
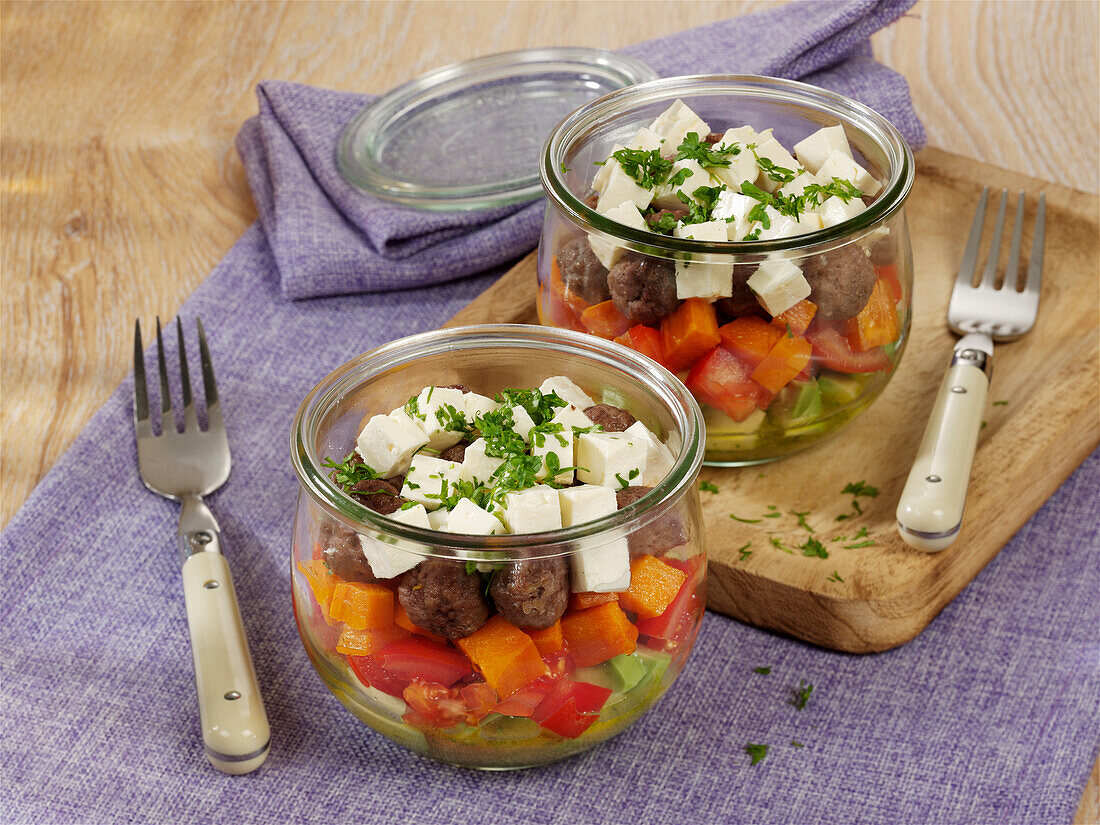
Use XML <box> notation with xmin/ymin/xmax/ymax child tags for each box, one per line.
<box><xmin>290</xmin><ymin>324</ymin><xmax>705</xmax><ymax>561</ymax></box>
<box><xmin>540</xmin><ymin>73</ymin><xmax>915</xmax><ymax>257</ymax></box>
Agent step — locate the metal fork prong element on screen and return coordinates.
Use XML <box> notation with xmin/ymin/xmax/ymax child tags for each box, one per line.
<box><xmin>1003</xmin><ymin>191</ymin><xmax>1025</xmax><ymax>291</ymax></box>
<box><xmin>133</xmin><ymin>320</ymin><xmax>153</xmax><ymax>439</ymax></box>
<box><xmin>979</xmin><ymin>189</ymin><xmax>1008</xmax><ymax>288</ymax></box>
<box><xmin>196</xmin><ymin>317</ymin><xmax>224</xmax><ymax>434</ymax></box>
<box><xmin>177</xmin><ymin>317</ymin><xmax>199</xmax><ymax>432</ymax></box>
<box><xmin>155</xmin><ymin>317</ymin><xmax>174</xmax><ymax>435</ymax></box>
<box><xmin>957</xmin><ymin>186</ymin><xmax>988</xmax><ymax>289</ymax></box>
<box><xmin>1026</xmin><ymin>193</ymin><xmax>1046</xmax><ymax>297</ymax></box>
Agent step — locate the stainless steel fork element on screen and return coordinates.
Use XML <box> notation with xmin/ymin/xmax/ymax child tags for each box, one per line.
<box><xmin>897</xmin><ymin>187</ymin><xmax>1046</xmax><ymax>552</ymax></box>
<box><xmin>133</xmin><ymin>317</ymin><xmax>269</xmax><ymax>773</ymax></box>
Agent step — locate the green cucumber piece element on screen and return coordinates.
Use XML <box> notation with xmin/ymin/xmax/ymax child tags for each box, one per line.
<box><xmin>478</xmin><ymin>714</ymin><xmax>541</xmax><ymax>742</ymax></box>
<box><xmin>574</xmin><ymin>664</ymin><xmax>616</xmax><ymax>691</ymax></box>
<box><xmin>606</xmin><ymin>654</ymin><xmax>648</xmax><ymax>692</ymax></box>
<box><xmin>818</xmin><ymin>372</ymin><xmax>863</xmax><ymax>406</ymax></box>
<box><xmin>772</xmin><ymin>380</ymin><xmax>823</xmax><ymax>428</ymax></box>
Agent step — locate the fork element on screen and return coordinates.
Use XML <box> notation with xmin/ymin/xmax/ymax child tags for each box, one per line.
<box><xmin>896</xmin><ymin>187</ymin><xmax>1045</xmax><ymax>552</ymax></box>
<box><xmin>133</xmin><ymin>317</ymin><xmax>269</xmax><ymax>773</ymax></box>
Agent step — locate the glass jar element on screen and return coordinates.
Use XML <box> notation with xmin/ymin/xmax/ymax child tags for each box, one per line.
<box><xmin>290</xmin><ymin>325</ymin><xmax>706</xmax><ymax>769</ymax></box>
<box><xmin>537</xmin><ymin>75</ymin><xmax>915</xmax><ymax>465</ymax></box>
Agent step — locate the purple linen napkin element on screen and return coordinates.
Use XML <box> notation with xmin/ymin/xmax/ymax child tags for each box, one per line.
<box><xmin>240</xmin><ymin>0</ymin><xmax>924</xmax><ymax>300</ymax></box>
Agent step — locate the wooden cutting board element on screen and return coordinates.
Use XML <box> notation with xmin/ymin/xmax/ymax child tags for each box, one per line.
<box><xmin>444</xmin><ymin>147</ymin><xmax>1100</xmax><ymax>653</ymax></box>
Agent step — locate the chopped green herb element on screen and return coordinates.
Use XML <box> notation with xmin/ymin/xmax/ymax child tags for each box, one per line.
<box><xmin>993</xmin><ymin>400</ymin><xmax>1009</xmax><ymax>406</ymax></box>
<box><xmin>843</xmin><ymin>540</ymin><xmax>875</xmax><ymax>549</ymax></box>
<box><xmin>981</xmin><ymin>421</ymin><xmax>988</xmax><ymax>429</ymax></box>
<box><xmin>322</xmin><ymin>453</ymin><xmax>379</xmax><ymax>488</ymax></box>
<box><xmin>800</xmin><ymin>537</ymin><xmax>829</xmax><ymax>559</ymax></box>
<box><xmin>762</xmin><ymin>511</ymin><xmax>782</xmax><ymax>519</ymax></box>
<box><xmin>753</xmin><ymin>666</ymin><xmax>771</xmax><ymax>675</ymax></box>
<box><xmin>827</xmin><ymin>570</ymin><xmax>844</xmax><ymax>583</ymax></box>
<box><xmin>403</xmin><ymin>395</ymin><xmax>423</xmax><ymax>420</ymax></box>
<box><xmin>744</xmin><ymin>743</ymin><xmax>769</xmax><ymax>765</ymax></box>
<box><xmin>854</xmin><ymin>526</ymin><xmax>870</xmax><ymax>539</ymax></box>
<box><xmin>465</xmin><ymin>561</ymin><xmax>479</xmax><ymax>576</ymax></box>
<box><xmin>599</xmin><ymin>147</ymin><xmax>673</xmax><ymax>189</ymax></box>
<box><xmin>791</xmin><ymin>680</ymin><xmax>813</xmax><ymax>710</ymax></box>
<box><xmin>790</xmin><ymin>740</ymin><xmax>805</xmax><ymax>748</ymax></box>
<box><xmin>730</xmin><ymin>513</ymin><xmax>762</xmax><ymax>524</ymax></box>
<box><xmin>399</xmin><ymin>501</ymin><xmax>419</xmax><ymax>511</ymax></box>
<box><xmin>767</xmin><ymin>504</ymin><xmax>778</xmax><ymax>510</ymax></box>
<box><xmin>699</xmin><ymin>480</ymin><xmax>720</xmax><ymax>494</ymax></box>
<box><xmin>675</xmin><ymin>131</ymin><xmax>741</xmax><ymax>167</ymax></box>
<box><xmin>752</xmin><ymin>149</ymin><xmax>796</xmax><ymax>184</ymax></box>
<box><xmin>737</xmin><ymin>542</ymin><xmax>753</xmax><ymax>561</ymax></box>
<box><xmin>770</xmin><ymin>536</ymin><xmax>794</xmax><ymax>554</ymax></box>
<box><xmin>842</xmin><ymin>480</ymin><xmax>879</xmax><ymax>498</ymax></box>
<box><xmin>790</xmin><ymin>509</ymin><xmax>814</xmax><ymax>533</ymax></box>
<box><xmin>803</xmin><ymin>177</ymin><xmax>863</xmax><ymax>205</ymax></box>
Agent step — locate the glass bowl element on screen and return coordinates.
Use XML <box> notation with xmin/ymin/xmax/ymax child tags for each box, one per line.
<box><xmin>537</xmin><ymin>75</ymin><xmax>915</xmax><ymax>465</ymax></box>
<box><xmin>290</xmin><ymin>324</ymin><xmax>707</xmax><ymax>769</ymax></box>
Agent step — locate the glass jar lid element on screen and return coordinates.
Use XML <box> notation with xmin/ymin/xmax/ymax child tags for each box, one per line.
<box><xmin>337</xmin><ymin>48</ymin><xmax>657</xmax><ymax>211</ymax></box>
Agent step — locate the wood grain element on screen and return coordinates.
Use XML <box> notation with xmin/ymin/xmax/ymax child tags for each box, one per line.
<box><xmin>2</xmin><ymin>1</ymin><xmax>1097</xmax><ymax>816</ymax></box>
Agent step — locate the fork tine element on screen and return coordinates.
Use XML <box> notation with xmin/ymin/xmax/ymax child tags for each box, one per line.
<box><xmin>1003</xmin><ymin>191</ymin><xmax>1025</xmax><ymax>291</ymax></box>
<box><xmin>957</xmin><ymin>186</ymin><xmax>988</xmax><ymax>288</ymax></box>
<box><xmin>1025</xmin><ymin>193</ymin><xmax>1046</xmax><ymax>297</ymax></box>
<box><xmin>155</xmin><ymin>317</ymin><xmax>174</xmax><ymax>435</ymax></box>
<box><xmin>196</xmin><ymin>317</ymin><xmax>224</xmax><ymax>434</ymax></box>
<box><xmin>133</xmin><ymin>320</ymin><xmax>152</xmax><ymax>438</ymax></box>
<box><xmin>979</xmin><ymin>189</ymin><xmax>1008</xmax><ymax>288</ymax></box>
<box><xmin>176</xmin><ymin>317</ymin><xmax>199</xmax><ymax>432</ymax></box>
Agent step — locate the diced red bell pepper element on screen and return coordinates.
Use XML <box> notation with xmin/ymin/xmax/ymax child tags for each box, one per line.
<box><xmin>806</xmin><ymin>324</ymin><xmax>892</xmax><ymax>374</ymax></box>
<box><xmin>844</xmin><ymin>279</ymin><xmax>901</xmax><ymax>352</ymax></box>
<box><xmin>636</xmin><ymin>570</ymin><xmax>701</xmax><ymax>645</ymax></box>
<box><xmin>770</xmin><ymin>299</ymin><xmax>818</xmax><ymax>336</ymax></box>
<box><xmin>581</xmin><ymin>300</ymin><xmax>632</xmax><ymax>340</ymax></box>
<box><xmin>685</xmin><ymin>346</ymin><xmax>768</xmax><ymax>422</ymax></box>
<box><xmin>348</xmin><ymin>654</ymin><xmax>409</xmax><ymax>699</ymax></box>
<box><xmin>375</xmin><ymin>636</ymin><xmax>474</xmax><ymax>687</ymax></box>
<box><xmin>717</xmin><ymin>317</ymin><xmax>784</xmax><ymax>368</ymax></box>
<box><xmin>531</xmin><ymin>680</ymin><xmax>612</xmax><ymax>739</ymax></box>
<box><xmin>750</xmin><ymin>334</ymin><xmax>813</xmax><ymax>394</ymax></box>
<box><xmin>614</xmin><ymin>324</ymin><xmax>667</xmax><ymax>367</ymax></box>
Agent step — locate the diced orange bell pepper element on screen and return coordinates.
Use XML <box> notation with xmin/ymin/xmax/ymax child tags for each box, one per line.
<box><xmin>527</xmin><ymin>621</ymin><xmax>565</xmax><ymax>658</ymax></box>
<box><xmin>561</xmin><ymin>601</ymin><xmax>639</xmax><ymax>667</ymax></box>
<box><xmin>538</xmin><ymin>283</ymin><xmax>585</xmax><ymax>333</ymax></box>
<box><xmin>456</xmin><ymin>616</ymin><xmax>548</xmax><ymax>699</ymax></box>
<box><xmin>875</xmin><ymin>263</ymin><xmax>903</xmax><ymax>303</ymax></box>
<box><xmin>581</xmin><ymin>300</ymin><xmax>632</xmax><ymax>340</ymax></box>
<box><xmin>394</xmin><ymin>601</ymin><xmax>447</xmax><ymax>644</ymax></box>
<box><xmin>750</xmin><ymin>334</ymin><xmax>813</xmax><ymax>394</ymax></box>
<box><xmin>335</xmin><ymin>624</ymin><xmax>409</xmax><ymax>656</ymax></box>
<box><xmin>661</xmin><ymin>298</ymin><xmax>721</xmax><ymax>371</ymax></box>
<box><xmin>617</xmin><ymin>555</ymin><xmax>689</xmax><ymax>620</ymax></box>
<box><xmin>770</xmin><ymin>299</ymin><xmax>818</xmax><ymax>336</ymax></box>
<box><xmin>717</xmin><ymin>317</ymin><xmax>785</xmax><ymax>367</ymax></box>
<box><xmin>845</xmin><ymin>279</ymin><xmax>901</xmax><ymax>352</ymax></box>
<box><xmin>614</xmin><ymin>324</ymin><xmax>667</xmax><ymax>366</ymax></box>
<box><xmin>569</xmin><ymin>591</ymin><xmax>619</xmax><ymax>612</ymax></box>
<box><xmin>297</xmin><ymin>559</ymin><xmax>340</xmax><ymax>625</ymax></box>
<box><xmin>329</xmin><ymin>581</ymin><xmax>394</xmax><ymax>631</ymax></box>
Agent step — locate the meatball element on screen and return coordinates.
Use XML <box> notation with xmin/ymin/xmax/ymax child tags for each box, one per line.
<box><xmin>584</xmin><ymin>404</ymin><xmax>636</xmax><ymax>432</ymax></box>
<box><xmin>704</xmin><ymin>132</ymin><xmax>724</xmax><ymax>145</ymax></box>
<box><xmin>438</xmin><ymin>440</ymin><xmax>468</xmax><ymax>463</ymax></box>
<box><xmin>442</xmin><ymin>384</ymin><xmax>470</xmax><ymax>393</ymax></box>
<box><xmin>616</xmin><ymin>486</ymin><xmax>688</xmax><ymax>558</ymax></box>
<box><xmin>800</xmin><ymin>244</ymin><xmax>877</xmax><ymax>320</ymax></box>
<box><xmin>644</xmin><ymin>208</ymin><xmax>687</xmax><ymax>233</ymax></box>
<box><xmin>317</xmin><ymin>519</ymin><xmax>375</xmax><ymax>583</ymax></box>
<box><xmin>348</xmin><ymin>477</ymin><xmax>403</xmax><ymax>515</ymax></box>
<box><xmin>870</xmin><ymin>235</ymin><xmax>896</xmax><ymax>267</ymax></box>
<box><xmin>607</xmin><ymin>253</ymin><xmax>680</xmax><ymax>324</ymax></box>
<box><xmin>398</xmin><ymin>561</ymin><xmax>490</xmax><ymax>640</ymax></box>
<box><xmin>715</xmin><ymin>263</ymin><xmax>760</xmax><ymax>318</ymax></box>
<box><xmin>557</xmin><ymin>237</ymin><xmax>611</xmax><ymax>305</ymax></box>
<box><xmin>489</xmin><ymin>557</ymin><xmax>569</xmax><ymax>630</ymax></box>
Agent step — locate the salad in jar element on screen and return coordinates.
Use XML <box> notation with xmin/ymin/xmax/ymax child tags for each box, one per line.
<box><xmin>539</xmin><ymin>95</ymin><xmax>909</xmax><ymax>463</ymax></box>
<box><xmin>293</xmin><ymin>374</ymin><xmax>705</xmax><ymax>768</ymax></box>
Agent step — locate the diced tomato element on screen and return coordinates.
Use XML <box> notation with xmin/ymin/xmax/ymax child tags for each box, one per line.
<box><xmin>542</xmin><ymin>648</ymin><xmax>575</xmax><ymax>680</ymax></box>
<box><xmin>684</xmin><ymin>346</ymin><xmax>768</xmax><ymax>422</ymax></box>
<box><xmin>663</xmin><ymin>554</ymin><xmax>706</xmax><ymax>580</ymax></box>
<box><xmin>581</xmin><ymin>300</ymin><xmax>632</xmax><ymax>340</ymax></box>
<box><xmin>348</xmin><ymin>655</ymin><xmax>409</xmax><ymax>699</ymax></box>
<box><xmin>493</xmin><ymin>675</ymin><xmax>559</xmax><ymax>717</ymax></box>
<box><xmin>807</xmin><ymin>324</ymin><xmax>892</xmax><ymax>374</ymax></box>
<box><xmin>531</xmin><ymin>680</ymin><xmax>612</xmax><ymax>739</ymax></box>
<box><xmin>614</xmin><ymin>324</ymin><xmax>667</xmax><ymax>367</ymax></box>
<box><xmin>750</xmin><ymin>335</ymin><xmax>813</xmax><ymax>394</ymax></box>
<box><xmin>875</xmin><ymin>263</ymin><xmax>903</xmax><ymax>303</ymax></box>
<box><xmin>844</xmin><ymin>279</ymin><xmax>901</xmax><ymax>352</ymax></box>
<box><xmin>717</xmin><ymin>317</ymin><xmax>784</xmax><ymax>367</ymax></box>
<box><xmin>538</xmin><ymin>284</ymin><xmax>585</xmax><ymax>333</ymax></box>
<box><xmin>375</xmin><ymin>637</ymin><xmax>473</xmax><ymax>687</ymax></box>
<box><xmin>402</xmin><ymin>681</ymin><xmax>469</xmax><ymax>729</ymax></box>
<box><xmin>770</xmin><ymin>299</ymin><xmax>818</xmax><ymax>336</ymax></box>
<box><xmin>459</xmin><ymin>682</ymin><xmax>497</xmax><ymax>724</ymax></box>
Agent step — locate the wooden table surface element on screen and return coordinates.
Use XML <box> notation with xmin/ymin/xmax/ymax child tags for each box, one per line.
<box><xmin>2</xmin><ymin>1</ymin><xmax>1097</xmax><ymax>819</ymax></box>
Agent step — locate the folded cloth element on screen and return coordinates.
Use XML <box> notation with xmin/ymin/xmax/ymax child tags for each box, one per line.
<box><xmin>239</xmin><ymin>0</ymin><xmax>924</xmax><ymax>300</ymax></box>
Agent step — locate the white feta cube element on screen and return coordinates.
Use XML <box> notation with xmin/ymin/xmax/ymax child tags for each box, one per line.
<box><xmin>711</xmin><ymin>128</ymin><xmax>764</xmax><ymax>189</ymax></box>
<box><xmin>673</xmin><ymin>220</ymin><xmax>733</xmax><ymax>300</ymax></box>
<box><xmin>532</xmin><ymin>425</ymin><xmax>575</xmax><ymax>484</ymax></box>
<box><xmin>793</xmin><ymin>125</ymin><xmax>853</xmax><ymax>175</ymax></box>
<box><xmin>711</xmin><ymin>190</ymin><xmax>758</xmax><ymax>240</ymax></box>
<box><xmin>817</xmin><ymin>150</ymin><xmax>881</xmax><ymax>197</ymax></box>
<box><xmin>444</xmin><ymin>497</ymin><xmax>504</xmax><ymax>535</ymax></box>
<box><xmin>596</xmin><ymin>162</ymin><xmax>654</xmax><ymax>213</ymax></box>
<box><xmin>459</xmin><ymin>438</ymin><xmax>506</xmax><ymax>485</ymax></box>
<box><xmin>747</xmin><ymin>258</ymin><xmax>812</xmax><ymax>316</ymax></box>
<box><xmin>411</xmin><ymin>386</ymin><xmax>468</xmax><ymax>451</ymax></box>
<box><xmin>539</xmin><ymin>376</ymin><xmax>595</xmax><ymax>412</ymax></box>
<box><xmin>757</xmin><ymin>205</ymin><xmax>823</xmax><ymax>241</ymax></box>
<box><xmin>753</xmin><ymin>137</ymin><xmax>804</xmax><ymax>194</ymax></box>
<box><xmin>722</xmin><ymin>125</ymin><xmax>761</xmax><ymax>145</ymax></box>
<box><xmin>819</xmin><ymin>194</ymin><xmax>869</xmax><ymax>227</ymax></box>
<box><xmin>576</xmin><ymin>432</ymin><xmax>648</xmax><ymax>489</ymax></box>
<box><xmin>426</xmin><ymin>507</ymin><xmax>449</xmax><ymax>530</ymax></box>
<box><xmin>460</xmin><ymin>392</ymin><xmax>500</xmax><ymax>423</ymax></box>
<box><xmin>648</xmin><ymin>100</ymin><xmax>710</xmax><ymax>155</ymax></box>
<box><xmin>552</xmin><ymin>403</ymin><xmax>598</xmax><ymax>435</ymax></box>
<box><xmin>624</xmin><ymin>421</ymin><xmax>676</xmax><ymax>486</ymax></box>
<box><xmin>359</xmin><ymin>504</ymin><xmax>431</xmax><ymax>579</ymax></box>
<box><xmin>502</xmin><ymin>403</ymin><xmax>536</xmax><ymax>443</ymax></box>
<box><xmin>588</xmin><ymin>201</ymin><xmax>647</xmax><ymax>269</ymax></box>
<box><xmin>355</xmin><ymin>410</ymin><xmax>430</xmax><ymax>478</ymax></box>
<box><xmin>627</xmin><ymin>126</ymin><xmax>663</xmax><ymax>152</ymax></box>
<box><xmin>500</xmin><ymin>486</ymin><xmax>562</xmax><ymax>534</ymax></box>
<box><xmin>558</xmin><ymin>486</ymin><xmax>630</xmax><ymax>592</ymax></box>
<box><xmin>653</xmin><ymin>159</ymin><xmax>712</xmax><ymax>210</ymax></box>
<box><xmin>401</xmin><ymin>455</ymin><xmax>463</xmax><ymax>511</ymax></box>
<box><xmin>592</xmin><ymin>143</ymin><xmax>623</xmax><ymax>194</ymax></box>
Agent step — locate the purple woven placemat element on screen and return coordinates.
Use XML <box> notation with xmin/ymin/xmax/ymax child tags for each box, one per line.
<box><xmin>3</xmin><ymin>2</ymin><xmax>1098</xmax><ymax>823</ymax></box>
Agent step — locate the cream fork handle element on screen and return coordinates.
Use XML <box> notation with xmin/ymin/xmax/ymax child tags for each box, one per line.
<box><xmin>896</xmin><ymin>334</ymin><xmax>992</xmax><ymax>552</ymax></box>
<box><xmin>179</xmin><ymin>496</ymin><xmax>269</xmax><ymax>774</ymax></box>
